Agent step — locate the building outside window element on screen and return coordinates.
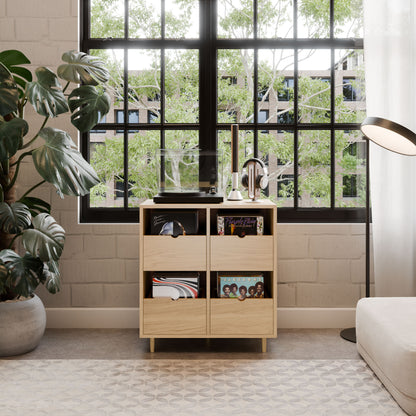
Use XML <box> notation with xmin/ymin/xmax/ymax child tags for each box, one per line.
<box><xmin>343</xmin><ymin>77</ymin><xmax>363</xmax><ymax>101</ymax></box>
<box><xmin>81</xmin><ymin>0</ymin><xmax>365</xmax><ymax>223</ymax></box>
<box><xmin>257</xmin><ymin>109</ymin><xmax>269</xmax><ymax>133</ymax></box>
<box><xmin>277</xmin><ymin>78</ymin><xmax>294</xmax><ymax>102</ymax></box>
<box><xmin>115</xmin><ymin>110</ymin><xmax>139</xmax><ymax>133</ymax></box>
<box><xmin>147</xmin><ymin>111</ymin><xmax>158</xmax><ymax>124</ymax></box>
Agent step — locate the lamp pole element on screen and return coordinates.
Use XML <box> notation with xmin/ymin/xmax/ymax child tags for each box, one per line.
<box><xmin>340</xmin><ymin>137</ymin><xmax>370</xmax><ymax>343</ymax></box>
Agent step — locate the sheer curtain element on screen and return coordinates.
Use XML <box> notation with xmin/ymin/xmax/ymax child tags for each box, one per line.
<box><xmin>364</xmin><ymin>0</ymin><xmax>416</xmax><ymax>296</ymax></box>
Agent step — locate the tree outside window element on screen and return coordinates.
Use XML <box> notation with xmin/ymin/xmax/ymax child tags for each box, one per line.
<box><xmin>82</xmin><ymin>0</ymin><xmax>366</xmax><ymax>222</ymax></box>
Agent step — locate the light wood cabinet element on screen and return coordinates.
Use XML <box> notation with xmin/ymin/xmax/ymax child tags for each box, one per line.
<box><xmin>139</xmin><ymin>199</ymin><xmax>277</xmax><ymax>352</ymax></box>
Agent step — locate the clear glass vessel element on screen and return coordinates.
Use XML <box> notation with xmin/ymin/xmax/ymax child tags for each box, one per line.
<box><xmin>155</xmin><ymin>149</ymin><xmax>223</xmax><ymax>201</ymax></box>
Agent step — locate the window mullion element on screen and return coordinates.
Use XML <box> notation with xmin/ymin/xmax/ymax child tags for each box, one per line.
<box><xmin>330</xmin><ymin>49</ymin><xmax>336</xmax><ymax>209</ymax></box>
<box><xmin>330</xmin><ymin>0</ymin><xmax>335</xmax><ymax>208</ymax></box>
<box><xmin>200</xmin><ymin>0</ymin><xmax>216</xmax><ymax>152</ymax></box>
<box><xmin>124</xmin><ymin>0</ymin><xmax>128</xmax><ymax>39</ymax></box>
<box><xmin>123</xmin><ymin>48</ymin><xmax>129</xmax><ymax>209</ymax></box>
<box><xmin>293</xmin><ymin>0</ymin><xmax>299</xmax><ymax>208</ymax></box>
<box><xmin>253</xmin><ymin>49</ymin><xmax>258</xmax><ymax>158</ymax></box>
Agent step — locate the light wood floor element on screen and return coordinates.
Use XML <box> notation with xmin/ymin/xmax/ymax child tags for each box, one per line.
<box><xmin>5</xmin><ymin>328</ymin><xmax>360</xmax><ymax>360</ymax></box>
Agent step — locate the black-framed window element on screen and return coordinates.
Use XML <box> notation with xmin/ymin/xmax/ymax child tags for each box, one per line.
<box><xmin>81</xmin><ymin>0</ymin><xmax>365</xmax><ymax>223</ymax></box>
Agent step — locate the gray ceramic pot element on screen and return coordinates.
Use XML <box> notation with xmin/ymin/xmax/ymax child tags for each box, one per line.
<box><xmin>0</xmin><ymin>294</ymin><xmax>46</xmax><ymax>356</ymax></box>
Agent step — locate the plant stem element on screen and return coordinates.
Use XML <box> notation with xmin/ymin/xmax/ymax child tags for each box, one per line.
<box><xmin>8</xmin><ymin>233</ymin><xmax>22</xmax><ymax>250</ymax></box>
<box><xmin>10</xmin><ymin>150</ymin><xmax>32</xmax><ymax>168</ymax></box>
<box><xmin>20</xmin><ymin>180</ymin><xmax>46</xmax><ymax>199</ymax></box>
<box><xmin>21</xmin><ymin>116</ymin><xmax>49</xmax><ymax>150</ymax></box>
<box><xmin>18</xmin><ymin>94</ymin><xmax>26</xmax><ymax>119</ymax></box>
<box><xmin>62</xmin><ymin>81</ymin><xmax>70</xmax><ymax>93</ymax></box>
<box><xmin>5</xmin><ymin>151</ymin><xmax>32</xmax><ymax>192</ymax></box>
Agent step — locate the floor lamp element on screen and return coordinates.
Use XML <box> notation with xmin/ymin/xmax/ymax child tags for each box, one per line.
<box><xmin>340</xmin><ymin>117</ymin><xmax>416</xmax><ymax>343</ymax></box>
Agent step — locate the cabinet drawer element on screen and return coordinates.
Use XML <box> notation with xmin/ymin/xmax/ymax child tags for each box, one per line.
<box><xmin>210</xmin><ymin>299</ymin><xmax>274</xmax><ymax>336</ymax></box>
<box><xmin>210</xmin><ymin>236</ymin><xmax>274</xmax><ymax>270</ymax></box>
<box><xmin>143</xmin><ymin>236</ymin><xmax>206</xmax><ymax>270</ymax></box>
<box><xmin>143</xmin><ymin>298</ymin><xmax>207</xmax><ymax>335</ymax></box>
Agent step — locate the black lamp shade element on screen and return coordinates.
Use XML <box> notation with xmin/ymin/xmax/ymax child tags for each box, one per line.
<box><xmin>361</xmin><ymin>117</ymin><xmax>416</xmax><ymax>156</ymax></box>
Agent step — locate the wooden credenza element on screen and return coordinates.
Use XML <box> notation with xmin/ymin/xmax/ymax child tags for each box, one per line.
<box><xmin>139</xmin><ymin>199</ymin><xmax>277</xmax><ymax>352</ymax></box>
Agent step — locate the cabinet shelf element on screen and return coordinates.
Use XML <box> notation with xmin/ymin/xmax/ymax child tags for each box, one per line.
<box><xmin>139</xmin><ymin>199</ymin><xmax>277</xmax><ymax>352</ymax></box>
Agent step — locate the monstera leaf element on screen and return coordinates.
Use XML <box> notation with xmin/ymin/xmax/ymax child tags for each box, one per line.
<box><xmin>0</xmin><ymin>50</ymin><xmax>32</xmax><ymax>97</ymax></box>
<box><xmin>18</xmin><ymin>196</ymin><xmax>51</xmax><ymax>216</ymax></box>
<box><xmin>0</xmin><ymin>63</ymin><xmax>18</xmax><ymax>116</ymax></box>
<box><xmin>42</xmin><ymin>261</ymin><xmax>61</xmax><ymax>294</ymax></box>
<box><xmin>26</xmin><ymin>67</ymin><xmax>69</xmax><ymax>117</ymax></box>
<box><xmin>22</xmin><ymin>213</ymin><xmax>65</xmax><ymax>262</ymax></box>
<box><xmin>32</xmin><ymin>127</ymin><xmax>100</xmax><ymax>196</ymax></box>
<box><xmin>0</xmin><ymin>117</ymin><xmax>28</xmax><ymax>161</ymax></box>
<box><xmin>0</xmin><ymin>260</ymin><xmax>8</xmax><ymax>295</ymax></box>
<box><xmin>57</xmin><ymin>50</ymin><xmax>109</xmax><ymax>85</ymax></box>
<box><xmin>0</xmin><ymin>202</ymin><xmax>31</xmax><ymax>234</ymax></box>
<box><xmin>68</xmin><ymin>85</ymin><xmax>110</xmax><ymax>132</ymax></box>
<box><xmin>0</xmin><ymin>250</ymin><xmax>44</xmax><ymax>298</ymax></box>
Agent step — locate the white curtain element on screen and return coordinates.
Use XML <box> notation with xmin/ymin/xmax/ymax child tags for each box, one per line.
<box><xmin>364</xmin><ymin>0</ymin><xmax>416</xmax><ymax>296</ymax></box>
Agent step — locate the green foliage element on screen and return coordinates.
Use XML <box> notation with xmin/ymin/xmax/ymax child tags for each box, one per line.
<box><xmin>0</xmin><ymin>202</ymin><xmax>31</xmax><ymax>234</ymax></box>
<box><xmin>0</xmin><ymin>49</ymin><xmax>110</xmax><ymax>300</ymax></box>
<box><xmin>22</xmin><ymin>213</ymin><xmax>65</xmax><ymax>262</ymax></box>
<box><xmin>26</xmin><ymin>67</ymin><xmax>69</xmax><ymax>117</ymax></box>
<box><xmin>0</xmin><ymin>118</ymin><xmax>28</xmax><ymax>161</ymax></box>
<box><xmin>58</xmin><ymin>50</ymin><xmax>110</xmax><ymax>85</ymax></box>
<box><xmin>18</xmin><ymin>196</ymin><xmax>51</xmax><ymax>217</ymax></box>
<box><xmin>0</xmin><ymin>50</ymin><xmax>32</xmax><ymax>98</ymax></box>
<box><xmin>69</xmin><ymin>85</ymin><xmax>111</xmax><ymax>132</ymax></box>
<box><xmin>0</xmin><ymin>63</ymin><xmax>19</xmax><ymax>116</ymax></box>
<box><xmin>43</xmin><ymin>262</ymin><xmax>61</xmax><ymax>294</ymax></box>
<box><xmin>33</xmin><ymin>127</ymin><xmax>100</xmax><ymax>197</ymax></box>
<box><xmin>0</xmin><ymin>250</ymin><xmax>44</xmax><ymax>299</ymax></box>
<box><xmin>90</xmin><ymin>0</ymin><xmax>124</xmax><ymax>38</ymax></box>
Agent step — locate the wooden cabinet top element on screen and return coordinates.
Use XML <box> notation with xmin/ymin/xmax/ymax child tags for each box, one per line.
<box><xmin>140</xmin><ymin>198</ymin><xmax>277</xmax><ymax>209</ymax></box>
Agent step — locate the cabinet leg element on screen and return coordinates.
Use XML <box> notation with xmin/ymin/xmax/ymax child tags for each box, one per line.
<box><xmin>262</xmin><ymin>338</ymin><xmax>267</xmax><ymax>353</ymax></box>
<box><xmin>150</xmin><ymin>338</ymin><xmax>155</xmax><ymax>353</ymax></box>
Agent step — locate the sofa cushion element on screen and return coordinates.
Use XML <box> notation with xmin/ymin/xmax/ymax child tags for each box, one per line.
<box><xmin>356</xmin><ymin>297</ymin><xmax>416</xmax><ymax>416</ymax></box>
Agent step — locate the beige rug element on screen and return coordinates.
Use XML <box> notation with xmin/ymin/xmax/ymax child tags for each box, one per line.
<box><xmin>0</xmin><ymin>359</ymin><xmax>404</xmax><ymax>416</ymax></box>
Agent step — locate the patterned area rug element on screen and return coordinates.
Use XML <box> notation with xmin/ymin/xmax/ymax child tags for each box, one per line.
<box><xmin>0</xmin><ymin>359</ymin><xmax>404</xmax><ymax>416</ymax></box>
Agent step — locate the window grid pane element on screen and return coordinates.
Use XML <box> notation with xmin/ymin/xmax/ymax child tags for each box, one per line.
<box><xmin>83</xmin><ymin>0</ymin><xmax>365</xmax><ymax>222</ymax></box>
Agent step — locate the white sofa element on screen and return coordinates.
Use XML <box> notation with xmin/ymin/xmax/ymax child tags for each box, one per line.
<box><xmin>356</xmin><ymin>297</ymin><xmax>416</xmax><ymax>416</ymax></box>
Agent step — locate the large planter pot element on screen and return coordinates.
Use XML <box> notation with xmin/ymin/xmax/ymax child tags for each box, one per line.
<box><xmin>0</xmin><ymin>294</ymin><xmax>46</xmax><ymax>357</ymax></box>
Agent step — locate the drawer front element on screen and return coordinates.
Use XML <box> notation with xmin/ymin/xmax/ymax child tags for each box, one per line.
<box><xmin>143</xmin><ymin>236</ymin><xmax>206</xmax><ymax>270</ymax></box>
<box><xmin>143</xmin><ymin>298</ymin><xmax>207</xmax><ymax>335</ymax></box>
<box><xmin>210</xmin><ymin>236</ymin><xmax>274</xmax><ymax>270</ymax></box>
<box><xmin>210</xmin><ymin>299</ymin><xmax>274</xmax><ymax>335</ymax></box>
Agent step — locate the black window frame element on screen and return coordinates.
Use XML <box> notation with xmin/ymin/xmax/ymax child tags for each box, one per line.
<box><xmin>80</xmin><ymin>0</ymin><xmax>365</xmax><ymax>223</ymax></box>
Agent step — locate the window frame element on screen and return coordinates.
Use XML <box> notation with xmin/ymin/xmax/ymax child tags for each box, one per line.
<box><xmin>80</xmin><ymin>0</ymin><xmax>365</xmax><ymax>223</ymax></box>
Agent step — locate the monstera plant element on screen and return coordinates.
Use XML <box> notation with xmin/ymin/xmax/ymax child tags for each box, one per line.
<box><xmin>0</xmin><ymin>50</ymin><xmax>110</xmax><ymax>302</ymax></box>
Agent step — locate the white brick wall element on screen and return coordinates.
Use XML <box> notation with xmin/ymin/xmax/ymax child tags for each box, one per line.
<box><xmin>1</xmin><ymin>1</ymin><xmax>371</xmax><ymax>309</ymax></box>
<box><xmin>277</xmin><ymin>224</ymin><xmax>372</xmax><ymax>307</ymax></box>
